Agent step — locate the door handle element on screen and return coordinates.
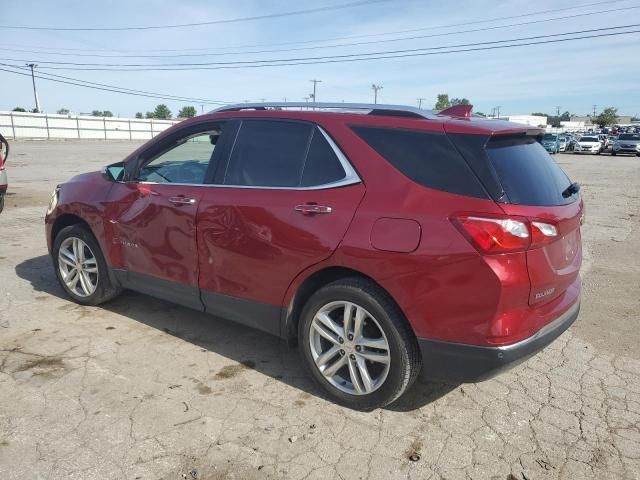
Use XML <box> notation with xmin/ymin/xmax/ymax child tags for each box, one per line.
<box><xmin>168</xmin><ymin>196</ymin><xmax>196</xmax><ymax>206</ymax></box>
<box><xmin>295</xmin><ymin>203</ymin><xmax>332</xmax><ymax>215</ymax></box>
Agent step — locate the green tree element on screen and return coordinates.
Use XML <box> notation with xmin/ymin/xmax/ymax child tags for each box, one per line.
<box><xmin>475</xmin><ymin>112</ymin><xmax>486</xmax><ymax>117</ymax></box>
<box><xmin>450</xmin><ymin>97</ymin><xmax>470</xmax><ymax>106</ymax></box>
<box><xmin>145</xmin><ymin>112</ymin><xmax>155</xmax><ymax>119</ymax></box>
<box><xmin>57</xmin><ymin>108</ymin><xmax>70</xmax><ymax>115</ymax></box>
<box><xmin>531</xmin><ymin>112</ymin><xmax>548</xmax><ymax>117</ymax></box>
<box><xmin>595</xmin><ymin>107</ymin><xmax>619</xmax><ymax>128</ymax></box>
<box><xmin>12</xmin><ymin>107</ymin><xmax>26</xmax><ymax>112</ymax></box>
<box><xmin>103</xmin><ymin>110</ymin><xmax>113</xmax><ymax>117</ymax></box>
<box><xmin>135</xmin><ymin>112</ymin><xmax>143</xmax><ymax>119</ymax></box>
<box><xmin>435</xmin><ymin>94</ymin><xmax>450</xmax><ymax>110</ymax></box>
<box><xmin>92</xmin><ymin>110</ymin><xmax>103</xmax><ymax>117</ymax></box>
<box><xmin>178</xmin><ymin>106</ymin><xmax>197</xmax><ymax>118</ymax></box>
<box><xmin>153</xmin><ymin>104</ymin><xmax>172</xmax><ymax>119</ymax></box>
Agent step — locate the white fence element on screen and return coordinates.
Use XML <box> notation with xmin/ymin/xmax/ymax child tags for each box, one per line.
<box><xmin>0</xmin><ymin>111</ymin><xmax>182</xmax><ymax>140</ymax></box>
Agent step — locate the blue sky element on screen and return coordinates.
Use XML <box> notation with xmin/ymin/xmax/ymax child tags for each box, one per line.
<box><xmin>1</xmin><ymin>0</ymin><xmax>639</xmax><ymax>117</ymax></box>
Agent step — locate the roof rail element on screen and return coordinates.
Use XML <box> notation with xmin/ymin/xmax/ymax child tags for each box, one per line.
<box><xmin>210</xmin><ymin>102</ymin><xmax>439</xmax><ymax>120</ymax></box>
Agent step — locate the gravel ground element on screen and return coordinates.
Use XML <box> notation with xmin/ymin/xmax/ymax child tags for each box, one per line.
<box><xmin>0</xmin><ymin>141</ymin><xmax>639</xmax><ymax>480</ymax></box>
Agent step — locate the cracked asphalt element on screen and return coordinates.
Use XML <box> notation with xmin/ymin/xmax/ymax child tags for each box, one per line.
<box><xmin>1</xmin><ymin>141</ymin><xmax>639</xmax><ymax>480</ymax></box>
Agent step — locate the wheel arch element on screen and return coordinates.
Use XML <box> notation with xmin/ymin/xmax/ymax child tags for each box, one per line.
<box><xmin>51</xmin><ymin>213</ymin><xmax>93</xmax><ymax>247</ymax></box>
<box><xmin>280</xmin><ymin>265</ymin><xmax>408</xmax><ymax>344</ymax></box>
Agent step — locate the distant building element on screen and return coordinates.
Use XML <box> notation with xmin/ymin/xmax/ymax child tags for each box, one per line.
<box><xmin>487</xmin><ymin>115</ymin><xmax>547</xmax><ymax>127</ymax></box>
<box><xmin>571</xmin><ymin>115</ymin><xmax>634</xmax><ymax>125</ymax></box>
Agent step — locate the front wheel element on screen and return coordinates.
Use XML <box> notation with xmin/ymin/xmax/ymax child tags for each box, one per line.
<box><xmin>299</xmin><ymin>278</ymin><xmax>421</xmax><ymax>410</ymax></box>
<box><xmin>53</xmin><ymin>224</ymin><xmax>122</xmax><ymax>305</ymax></box>
<box><xmin>612</xmin><ymin>151</ymin><xmax>617</xmax><ymax>156</ymax></box>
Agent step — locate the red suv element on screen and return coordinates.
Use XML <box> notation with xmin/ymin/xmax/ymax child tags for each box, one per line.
<box><xmin>45</xmin><ymin>103</ymin><xmax>582</xmax><ymax>409</ymax></box>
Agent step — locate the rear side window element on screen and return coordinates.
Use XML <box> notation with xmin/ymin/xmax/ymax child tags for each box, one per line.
<box><xmin>224</xmin><ymin>120</ymin><xmax>312</xmax><ymax>187</ymax></box>
<box><xmin>223</xmin><ymin>120</ymin><xmax>347</xmax><ymax>188</ymax></box>
<box><xmin>351</xmin><ymin>126</ymin><xmax>487</xmax><ymax>198</ymax></box>
<box><xmin>301</xmin><ymin>129</ymin><xmax>346</xmax><ymax>187</ymax></box>
<box><xmin>486</xmin><ymin>138</ymin><xmax>576</xmax><ymax>206</ymax></box>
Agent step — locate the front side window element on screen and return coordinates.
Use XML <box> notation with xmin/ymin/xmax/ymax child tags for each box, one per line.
<box><xmin>137</xmin><ymin>129</ymin><xmax>221</xmax><ymax>184</ymax></box>
<box><xmin>223</xmin><ymin>120</ymin><xmax>347</xmax><ymax>188</ymax></box>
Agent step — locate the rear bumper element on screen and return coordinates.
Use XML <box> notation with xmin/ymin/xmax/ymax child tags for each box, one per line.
<box><xmin>418</xmin><ymin>300</ymin><xmax>580</xmax><ymax>383</ymax></box>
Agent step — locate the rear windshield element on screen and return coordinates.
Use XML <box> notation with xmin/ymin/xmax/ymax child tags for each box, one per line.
<box><xmin>543</xmin><ymin>134</ymin><xmax>557</xmax><ymax>140</ymax></box>
<box><xmin>619</xmin><ymin>133</ymin><xmax>640</xmax><ymax>140</ymax></box>
<box><xmin>580</xmin><ymin>137</ymin><xmax>598</xmax><ymax>142</ymax></box>
<box><xmin>486</xmin><ymin>138</ymin><xmax>577</xmax><ymax>206</ymax></box>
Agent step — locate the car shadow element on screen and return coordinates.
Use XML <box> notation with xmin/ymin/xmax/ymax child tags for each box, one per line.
<box><xmin>15</xmin><ymin>254</ymin><xmax>459</xmax><ymax>411</ymax></box>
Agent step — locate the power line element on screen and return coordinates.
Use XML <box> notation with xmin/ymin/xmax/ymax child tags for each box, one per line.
<box><xmin>0</xmin><ymin>65</ymin><xmax>232</xmax><ymax>104</ymax></box>
<box><xmin>5</xmin><ymin>24</ymin><xmax>638</xmax><ymax>70</ymax></box>
<box><xmin>4</xmin><ymin>3</ymin><xmax>638</xmax><ymax>59</ymax></box>
<box><xmin>0</xmin><ymin>0</ymin><xmax>383</xmax><ymax>31</ymax></box>
<box><xmin>2</xmin><ymin>64</ymin><xmax>233</xmax><ymax>104</ymax></box>
<box><xmin>0</xmin><ymin>0</ymin><xmax>622</xmax><ymax>53</ymax></box>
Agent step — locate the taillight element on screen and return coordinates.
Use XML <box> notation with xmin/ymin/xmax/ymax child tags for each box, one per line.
<box><xmin>452</xmin><ymin>216</ymin><xmax>558</xmax><ymax>254</ymax></box>
<box><xmin>530</xmin><ymin>221</ymin><xmax>558</xmax><ymax>247</ymax></box>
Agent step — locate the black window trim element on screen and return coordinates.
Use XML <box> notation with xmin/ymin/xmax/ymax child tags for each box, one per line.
<box><xmin>218</xmin><ymin>118</ymin><xmax>361</xmax><ymax>191</ymax></box>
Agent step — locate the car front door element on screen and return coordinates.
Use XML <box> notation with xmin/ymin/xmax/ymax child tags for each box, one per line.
<box><xmin>108</xmin><ymin>123</ymin><xmax>226</xmax><ymax>310</ymax></box>
<box><xmin>196</xmin><ymin>119</ymin><xmax>365</xmax><ymax>334</ymax></box>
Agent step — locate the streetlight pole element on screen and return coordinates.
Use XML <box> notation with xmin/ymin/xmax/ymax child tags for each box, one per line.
<box><xmin>417</xmin><ymin>98</ymin><xmax>425</xmax><ymax>109</ymax></box>
<box><xmin>371</xmin><ymin>84</ymin><xmax>383</xmax><ymax>104</ymax></box>
<box><xmin>26</xmin><ymin>63</ymin><xmax>40</xmax><ymax>112</ymax></box>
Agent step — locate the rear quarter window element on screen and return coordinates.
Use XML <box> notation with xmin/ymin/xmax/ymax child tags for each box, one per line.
<box><xmin>486</xmin><ymin>138</ymin><xmax>577</xmax><ymax>206</ymax></box>
<box><xmin>351</xmin><ymin>126</ymin><xmax>488</xmax><ymax>198</ymax></box>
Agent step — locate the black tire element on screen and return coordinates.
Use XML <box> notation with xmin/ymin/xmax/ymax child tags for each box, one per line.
<box><xmin>298</xmin><ymin>277</ymin><xmax>421</xmax><ymax>410</ymax></box>
<box><xmin>52</xmin><ymin>224</ymin><xmax>122</xmax><ymax>306</ymax></box>
<box><xmin>0</xmin><ymin>193</ymin><xmax>4</xmax><ymax>214</ymax></box>
<box><xmin>611</xmin><ymin>151</ymin><xmax>616</xmax><ymax>156</ymax></box>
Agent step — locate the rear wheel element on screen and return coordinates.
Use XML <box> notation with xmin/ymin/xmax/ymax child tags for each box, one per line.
<box><xmin>53</xmin><ymin>225</ymin><xmax>122</xmax><ymax>305</ymax></box>
<box><xmin>612</xmin><ymin>151</ymin><xmax>617</xmax><ymax>156</ymax></box>
<box><xmin>299</xmin><ymin>277</ymin><xmax>421</xmax><ymax>410</ymax></box>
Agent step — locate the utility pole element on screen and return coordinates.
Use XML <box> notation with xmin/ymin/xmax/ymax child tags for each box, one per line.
<box><xmin>26</xmin><ymin>63</ymin><xmax>40</xmax><ymax>113</ymax></box>
<box><xmin>556</xmin><ymin>105</ymin><xmax>561</xmax><ymax>117</ymax></box>
<box><xmin>371</xmin><ymin>84</ymin><xmax>383</xmax><ymax>104</ymax></box>
<box><xmin>417</xmin><ymin>97</ymin><xmax>425</xmax><ymax>109</ymax></box>
<box><xmin>495</xmin><ymin>106</ymin><xmax>501</xmax><ymax>119</ymax></box>
<box><xmin>592</xmin><ymin>104</ymin><xmax>597</xmax><ymax>118</ymax></box>
<box><xmin>309</xmin><ymin>79</ymin><xmax>322</xmax><ymax>108</ymax></box>
<box><xmin>200</xmin><ymin>104</ymin><xmax>204</xmax><ymax>114</ymax></box>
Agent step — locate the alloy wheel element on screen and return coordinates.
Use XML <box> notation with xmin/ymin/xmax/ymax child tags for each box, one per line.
<box><xmin>308</xmin><ymin>301</ymin><xmax>390</xmax><ymax>395</ymax></box>
<box><xmin>58</xmin><ymin>237</ymin><xmax>98</xmax><ymax>297</ymax></box>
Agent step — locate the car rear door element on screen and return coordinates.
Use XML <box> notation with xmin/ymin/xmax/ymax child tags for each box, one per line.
<box><xmin>108</xmin><ymin>122</ymin><xmax>226</xmax><ymax>310</ymax></box>
<box><xmin>196</xmin><ymin>119</ymin><xmax>365</xmax><ymax>335</ymax></box>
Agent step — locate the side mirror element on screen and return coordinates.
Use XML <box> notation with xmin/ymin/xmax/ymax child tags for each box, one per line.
<box><xmin>102</xmin><ymin>162</ymin><xmax>126</xmax><ymax>182</ymax></box>
<box><xmin>0</xmin><ymin>133</ymin><xmax>8</xmax><ymax>165</ymax></box>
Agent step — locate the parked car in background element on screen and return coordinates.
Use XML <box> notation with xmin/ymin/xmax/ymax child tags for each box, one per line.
<box><xmin>607</xmin><ymin>135</ymin><xmax>618</xmax><ymax>150</ymax></box>
<box><xmin>612</xmin><ymin>133</ymin><xmax>640</xmax><ymax>156</ymax></box>
<box><xmin>44</xmin><ymin>102</ymin><xmax>583</xmax><ymax>409</ymax></box>
<box><xmin>574</xmin><ymin>135</ymin><xmax>602</xmax><ymax>154</ymax></box>
<box><xmin>0</xmin><ymin>133</ymin><xmax>8</xmax><ymax>213</ymax></box>
<box><xmin>542</xmin><ymin>133</ymin><xmax>560</xmax><ymax>154</ymax></box>
<box><xmin>558</xmin><ymin>136</ymin><xmax>568</xmax><ymax>152</ymax></box>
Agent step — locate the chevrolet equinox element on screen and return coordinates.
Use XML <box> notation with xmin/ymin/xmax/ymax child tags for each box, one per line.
<box><xmin>45</xmin><ymin>103</ymin><xmax>583</xmax><ymax>409</ymax></box>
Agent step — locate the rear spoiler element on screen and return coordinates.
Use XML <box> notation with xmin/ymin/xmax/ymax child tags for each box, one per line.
<box><xmin>438</xmin><ymin>104</ymin><xmax>473</xmax><ymax>119</ymax></box>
